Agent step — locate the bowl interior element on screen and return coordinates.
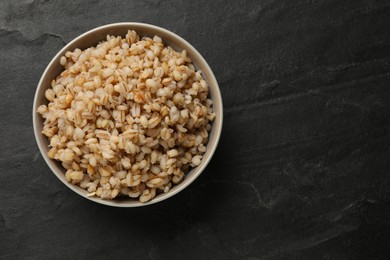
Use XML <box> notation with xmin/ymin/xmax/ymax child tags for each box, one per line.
<box><xmin>33</xmin><ymin>23</ymin><xmax>223</xmax><ymax>207</ymax></box>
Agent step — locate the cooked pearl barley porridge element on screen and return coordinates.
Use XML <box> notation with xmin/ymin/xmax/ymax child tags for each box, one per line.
<box><xmin>37</xmin><ymin>30</ymin><xmax>215</xmax><ymax>203</ymax></box>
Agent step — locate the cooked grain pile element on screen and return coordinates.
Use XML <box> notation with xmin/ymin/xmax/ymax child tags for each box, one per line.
<box><xmin>37</xmin><ymin>30</ymin><xmax>215</xmax><ymax>202</ymax></box>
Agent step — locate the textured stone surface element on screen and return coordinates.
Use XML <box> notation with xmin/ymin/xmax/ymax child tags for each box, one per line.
<box><xmin>1</xmin><ymin>0</ymin><xmax>390</xmax><ymax>259</ymax></box>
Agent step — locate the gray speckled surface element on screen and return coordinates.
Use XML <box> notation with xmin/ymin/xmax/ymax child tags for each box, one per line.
<box><xmin>1</xmin><ymin>0</ymin><xmax>390</xmax><ymax>259</ymax></box>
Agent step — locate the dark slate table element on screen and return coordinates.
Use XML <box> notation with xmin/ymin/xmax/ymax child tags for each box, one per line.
<box><xmin>1</xmin><ymin>1</ymin><xmax>390</xmax><ymax>259</ymax></box>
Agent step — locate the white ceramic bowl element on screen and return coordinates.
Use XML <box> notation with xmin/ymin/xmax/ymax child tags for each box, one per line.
<box><xmin>32</xmin><ymin>23</ymin><xmax>223</xmax><ymax>207</ymax></box>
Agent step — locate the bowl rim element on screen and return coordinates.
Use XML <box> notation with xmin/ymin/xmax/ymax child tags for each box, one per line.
<box><xmin>32</xmin><ymin>22</ymin><xmax>223</xmax><ymax>207</ymax></box>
